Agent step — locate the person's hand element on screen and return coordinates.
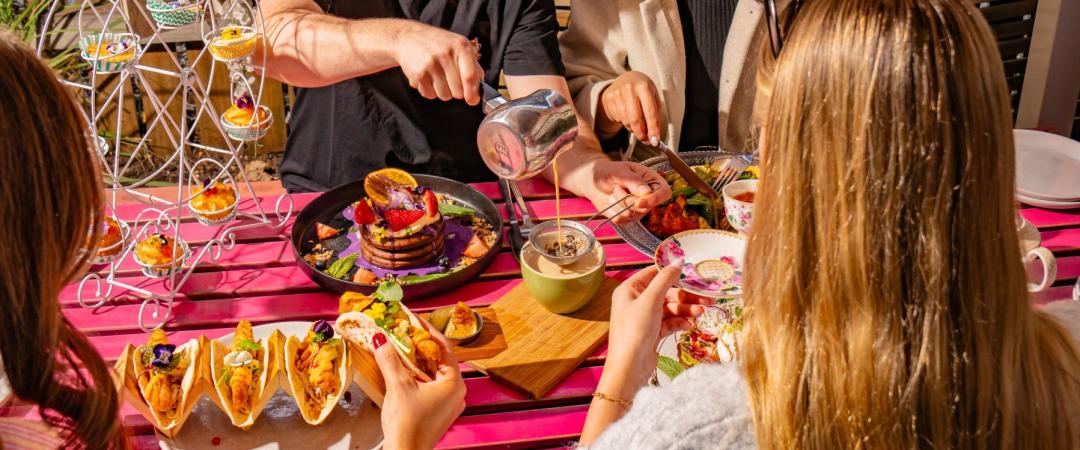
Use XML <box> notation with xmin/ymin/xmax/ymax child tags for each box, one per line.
<box><xmin>604</xmin><ymin>262</ymin><xmax>714</xmax><ymax>390</ymax></box>
<box><xmin>391</xmin><ymin>21</ymin><xmax>483</xmax><ymax>105</ymax></box>
<box><xmin>579</xmin><ymin>158</ymin><xmax>672</xmax><ymax>224</ymax></box>
<box><xmin>374</xmin><ymin>326</ymin><xmax>466</xmax><ymax>450</ymax></box>
<box><xmin>597</xmin><ymin>71</ymin><xmax>663</xmax><ymax>143</ymax></box>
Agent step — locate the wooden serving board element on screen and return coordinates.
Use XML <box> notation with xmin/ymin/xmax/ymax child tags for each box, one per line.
<box><xmin>467</xmin><ymin>278</ymin><xmax>617</xmax><ymax>399</ymax></box>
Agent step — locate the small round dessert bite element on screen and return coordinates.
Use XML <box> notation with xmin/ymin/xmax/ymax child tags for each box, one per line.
<box><xmin>134</xmin><ymin>233</ymin><xmax>188</xmax><ymax>278</ymax></box>
<box><xmin>94</xmin><ymin>216</ymin><xmax>128</xmax><ymax>264</ymax></box>
<box><xmin>188</xmin><ymin>178</ymin><xmax>238</xmax><ymax>225</ymax></box>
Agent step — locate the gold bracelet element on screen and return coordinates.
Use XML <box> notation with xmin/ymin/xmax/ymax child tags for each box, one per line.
<box><xmin>592</xmin><ymin>391</ymin><xmax>633</xmax><ymax>409</ymax></box>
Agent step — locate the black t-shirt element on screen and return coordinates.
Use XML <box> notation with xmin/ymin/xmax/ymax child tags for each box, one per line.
<box><xmin>280</xmin><ymin>0</ymin><xmax>565</xmax><ymax>192</ymax></box>
<box><xmin>676</xmin><ymin>0</ymin><xmax>737</xmax><ymax>151</ymax></box>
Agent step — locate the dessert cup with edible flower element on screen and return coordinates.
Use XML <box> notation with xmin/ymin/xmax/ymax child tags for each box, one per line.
<box><xmin>206</xmin><ymin>26</ymin><xmax>257</xmax><ymax>61</ymax></box>
<box><xmin>79</xmin><ymin>33</ymin><xmax>140</xmax><ymax>74</ymax></box>
<box><xmin>188</xmin><ymin>177</ymin><xmax>238</xmax><ymax>225</ymax></box>
<box><xmin>134</xmin><ymin>233</ymin><xmax>190</xmax><ymax>278</ymax></box>
<box><xmin>221</xmin><ymin>94</ymin><xmax>272</xmax><ymax>141</ymax></box>
<box><xmin>94</xmin><ymin>216</ymin><xmax>130</xmax><ymax>265</ymax></box>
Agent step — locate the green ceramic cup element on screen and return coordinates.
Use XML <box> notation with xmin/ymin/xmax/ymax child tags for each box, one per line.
<box><xmin>520</xmin><ymin>243</ymin><xmax>606</xmax><ymax>314</ymax></box>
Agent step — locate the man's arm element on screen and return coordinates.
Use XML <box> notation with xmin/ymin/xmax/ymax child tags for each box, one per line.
<box><xmin>505</xmin><ymin>75</ymin><xmax>671</xmax><ymax>223</ymax></box>
<box><xmin>258</xmin><ymin>0</ymin><xmax>481</xmax><ymax>103</ymax></box>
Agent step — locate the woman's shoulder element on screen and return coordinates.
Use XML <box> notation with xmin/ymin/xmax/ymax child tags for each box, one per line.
<box><xmin>590</xmin><ymin>363</ymin><xmax>756</xmax><ymax>450</ymax></box>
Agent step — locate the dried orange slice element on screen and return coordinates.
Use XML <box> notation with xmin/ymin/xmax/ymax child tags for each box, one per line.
<box><xmin>364</xmin><ymin>168</ymin><xmax>417</xmax><ymax>204</ymax></box>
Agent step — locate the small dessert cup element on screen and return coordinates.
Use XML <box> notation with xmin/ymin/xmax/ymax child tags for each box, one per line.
<box><xmin>428</xmin><ymin>305</ymin><xmax>484</xmax><ymax>346</ymax></box>
<box><xmin>188</xmin><ymin>200</ymin><xmax>237</xmax><ymax>226</ymax></box>
<box><xmin>94</xmin><ymin>218</ymin><xmax>130</xmax><ymax>265</ymax></box>
<box><xmin>187</xmin><ymin>184</ymin><xmax>238</xmax><ymax>225</ymax></box>
<box><xmin>722</xmin><ymin>179</ymin><xmax>757</xmax><ymax>235</ymax></box>
<box><xmin>206</xmin><ymin>26</ymin><xmax>257</xmax><ymax>61</ymax></box>
<box><xmin>79</xmin><ymin>33</ymin><xmax>139</xmax><ymax>74</ymax></box>
<box><xmin>221</xmin><ymin>105</ymin><xmax>273</xmax><ymax>141</ymax></box>
<box><xmin>146</xmin><ymin>0</ymin><xmax>202</xmax><ymax>28</ymax></box>
<box><xmin>134</xmin><ymin>236</ymin><xmax>190</xmax><ymax>278</ymax></box>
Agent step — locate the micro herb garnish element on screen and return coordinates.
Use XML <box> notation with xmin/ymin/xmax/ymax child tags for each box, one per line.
<box><xmin>234</xmin><ymin>338</ymin><xmax>262</xmax><ymax>354</ymax></box>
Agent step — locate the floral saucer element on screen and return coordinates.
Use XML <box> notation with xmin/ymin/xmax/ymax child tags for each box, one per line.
<box><xmin>654</xmin><ymin>229</ymin><xmax>746</xmax><ymax>298</ymax></box>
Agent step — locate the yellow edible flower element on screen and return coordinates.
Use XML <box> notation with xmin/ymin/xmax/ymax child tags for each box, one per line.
<box><xmin>363</xmin><ymin>302</ymin><xmax>387</xmax><ymax>321</ymax></box>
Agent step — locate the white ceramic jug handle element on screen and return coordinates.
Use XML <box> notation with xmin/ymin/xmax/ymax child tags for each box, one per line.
<box><xmin>1025</xmin><ymin>246</ymin><xmax>1057</xmax><ymax>292</ymax></box>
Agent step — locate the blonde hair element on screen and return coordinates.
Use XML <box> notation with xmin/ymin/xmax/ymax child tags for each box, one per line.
<box><xmin>742</xmin><ymin>0</ymin><xmax>1080</xmax><ymax>448</ymax></box>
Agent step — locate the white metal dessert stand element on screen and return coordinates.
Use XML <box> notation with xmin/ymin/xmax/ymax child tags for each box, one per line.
<box><xmin>37</xmin><ymin>0</ymin><xmax>292</xmax><ymax>331</ymax></box>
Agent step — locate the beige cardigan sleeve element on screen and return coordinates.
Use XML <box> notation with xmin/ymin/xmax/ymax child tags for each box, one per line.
<box><xmin>559</xmin><ymin>0</ymin><xmax>627</xmax><ymax>133</ymax></box>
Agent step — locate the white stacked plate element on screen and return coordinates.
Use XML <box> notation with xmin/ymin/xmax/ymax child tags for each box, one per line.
<box><xmin>1015</xmin><ymin>129</ymin><xmax>1080</xmax><ymax>209</ymax></box>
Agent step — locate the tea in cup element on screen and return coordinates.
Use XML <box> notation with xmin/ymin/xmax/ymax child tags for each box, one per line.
<box><xmin>521</xmin><ymin>243</ymin><xmax>606</xmax><ymax>314</ymax></box>
<box><xmin>722</xmin><ymin>179</ymin><xmax>757</xmax><ymax>234</ymax></box>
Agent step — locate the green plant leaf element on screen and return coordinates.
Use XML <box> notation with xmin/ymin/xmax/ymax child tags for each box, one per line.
<box><xmin>326</xmin><ymin>254</ymin><xmax>358</xmax><ymax>279</ymax></box>
<box><xmin>438</xmin><ymin>202</ymin><xmax>476</xmax><ymax>218</ymax></box>
<box><xmin>685</xmin><ymin>193</ymin><xmax>710</xmax><ymax>206</ymax></box>
<box><xmin>657</xmin><ymin>355</ymin><xmax>685</xmax><ymax>380</ymax></box>
<box><xmin>374</xmin><ymin>280</ymin><xmax>403</xmax><ymax>302</ymax></box>
<box><xmin>234</xmin><ymin>339</ymin><xmax>262</xmax><ymax>353</ymax></box>
<box><xmin>398</xmin><ymin>272</ymin><xmax>450</xmax><ymax>284</ymax></box>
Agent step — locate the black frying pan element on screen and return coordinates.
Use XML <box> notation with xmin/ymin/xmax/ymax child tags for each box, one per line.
<box><xmin>292</xmin><ymin>174</ymin><xmax>504</xmax><ymax>299</ymax></box>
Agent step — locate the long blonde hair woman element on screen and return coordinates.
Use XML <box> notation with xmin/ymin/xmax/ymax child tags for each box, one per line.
<box><xmin>743</xmin><ymin>0</ymin><xmax>1080</xmax><ymax>447</ymax></box>
<box><xmin>576</xmin><ymin>0</ymin><xmax>1080</xmax><ymax>448</ymax></box>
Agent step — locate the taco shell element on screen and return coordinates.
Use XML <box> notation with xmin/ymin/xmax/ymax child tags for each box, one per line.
<box><xmin>338</xmin><ymin>304</ymin><xmax>441</xmax><ymax>383</ymax></box>
<box><xmin>335</xmin><ymin>311</ymin><xmax>386</xmax><ymax>405</ymax></box>
<box><xmin>390</xmin><ymin>306</ymin><xmax>441</xmax><ymax>383</ymax></box>
<box><xmin>283</xmin><ymin>332</ymin><xmax>350</xmax><ymax>425</ymax></box>
<box><xmin>115</xmin><ymin>333</ymin><xmax>204</xmax><ymax>438</ymax></box>
<box><xmin>208</xmin><ymin>328</ymin><xmax>283</xmax><ymax>429</ymax></box>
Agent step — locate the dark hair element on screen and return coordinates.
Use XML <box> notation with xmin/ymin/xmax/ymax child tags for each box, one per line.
<box><xmin>0</xmin><ymin>31</ymin><xmax>128</xmax><ymax>449</ymax></box>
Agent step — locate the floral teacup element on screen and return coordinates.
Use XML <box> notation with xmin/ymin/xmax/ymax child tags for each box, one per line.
<box><xmin>654</xmin><ymin>229</ymin><xmax>746</xmax><ymax>298</ymax></box>
<box><xmin>722</xmin><ymin>179</ymin><xmax>757</xmax><ymax>235</ymax></box>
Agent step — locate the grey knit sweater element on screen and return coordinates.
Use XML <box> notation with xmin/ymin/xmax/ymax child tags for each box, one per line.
<box><xmin>589</xmin><ymin>300</ymin><xmax>1080</xmax><ymax>450</ymax></box>
<box><xmin>591</xmin><ymin>362</ymin><xmax>755</xmax><ymax>450</ymax></box>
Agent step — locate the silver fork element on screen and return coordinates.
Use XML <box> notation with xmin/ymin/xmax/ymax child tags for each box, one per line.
<box><xmin>711</xmin><ymin>154</ymin><xmax>754</xmax><ymax>191</ymax></box>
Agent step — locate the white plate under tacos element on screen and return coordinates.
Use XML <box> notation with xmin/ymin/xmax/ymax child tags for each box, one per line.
<box><xmin>159</xmin><ymin>322</ymin><xmax>384</xmax><ymax>450</ymax></box>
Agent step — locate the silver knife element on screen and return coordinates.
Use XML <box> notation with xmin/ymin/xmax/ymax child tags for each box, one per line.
<box><xmin>499</xmin><ymin>179</ymin><xmax>527</xmax><ymax>262</ymax></box>
<box><xmin>657</xmin><ymin>142</ymin><xmax>720</xmax><ymax>199</ymax></box>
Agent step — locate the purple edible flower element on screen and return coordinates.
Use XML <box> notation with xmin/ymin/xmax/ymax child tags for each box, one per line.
<box><xmin>151</xmin><ymin>344</ymin><xmax>176</xmax><ymax>369</ymax></box>
<box><xmin>235</xmin><ymin>94</ymin><xmax>253</xmax><ymax>110</ymax></box>
<box><xmin>313</xmin><ymin>320</ymin><xmax>334</xmax><ymax>341</ymax></box>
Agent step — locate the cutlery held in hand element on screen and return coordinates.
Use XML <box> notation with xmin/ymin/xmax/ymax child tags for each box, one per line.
<box><xmin>657</xmin><ymin>142</ymin><xmax>720</xmax><ymax>200</ymax></box>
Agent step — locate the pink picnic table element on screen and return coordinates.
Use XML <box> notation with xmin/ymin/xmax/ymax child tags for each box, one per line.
<box><xmin>45</xmin><ymin>180</ymin><xmax>1080</xmax><ymax>448</ymax></box>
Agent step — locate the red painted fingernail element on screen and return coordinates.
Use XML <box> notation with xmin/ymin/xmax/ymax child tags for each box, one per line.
<box><xmin>372</xmin><ymin>333</ymin><xmax>387</xmax><ymax>349</ymax></box>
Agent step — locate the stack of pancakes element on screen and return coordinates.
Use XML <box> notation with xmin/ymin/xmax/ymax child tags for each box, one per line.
<box><xmin>360</xmin><ymin>218</ymin><xmax>445</xmax><ymax>269</ymax></box>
